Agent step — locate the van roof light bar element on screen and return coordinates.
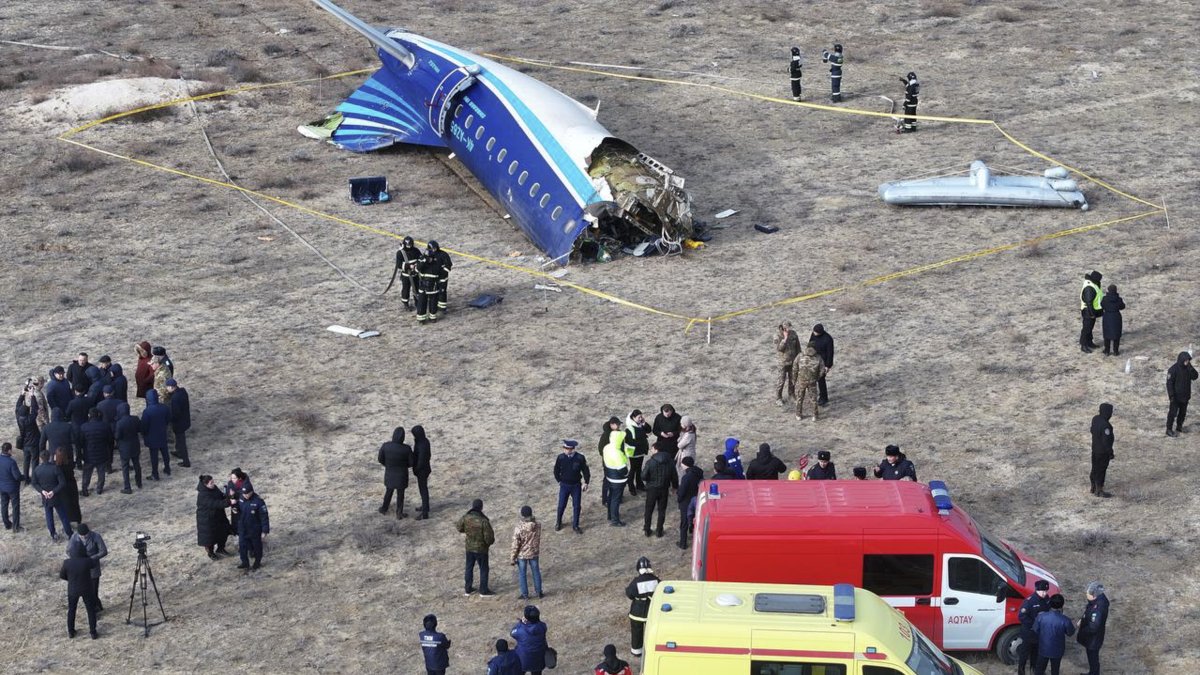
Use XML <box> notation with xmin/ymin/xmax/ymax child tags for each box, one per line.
<box><xmin>833</xmin><ymin>583</ymin><xmax>856</xmax><ymax>622</ymax></box>
<box><xmin>929</xmin><ymin>480</ymin><xmax>953</xmax><ymax>514</ymax></box>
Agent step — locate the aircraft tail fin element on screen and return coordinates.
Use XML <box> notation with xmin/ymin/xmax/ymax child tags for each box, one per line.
<box><xmin>311</xmin><ymin>0</ymin><xmax>415</xmax><ymax>69</ymax></box>
<box><xmin>324</xmin><ymin>69</ymin><xmax>447</xmax><ymax>151</ymax></box>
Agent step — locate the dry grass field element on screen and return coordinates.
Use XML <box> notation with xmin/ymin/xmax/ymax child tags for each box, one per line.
<box><xmin>1</xmin><ymin>0</ymin><xmax>1198</xmax><ymax>673</ymax></box>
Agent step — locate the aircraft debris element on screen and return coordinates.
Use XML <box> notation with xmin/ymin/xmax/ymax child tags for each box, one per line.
<box><xmin>714</xmin><ymin>209</ymin><xmax>739</xmax><ymax>219</ymax></box>
<box><xmin>326</xmin><ymin>325</ymin><xmax>380</xmax><ymax>338</ymax></box>
<box><xmin>878</xmin><ymin>161</ymin><xmax>1088</xmax><ymax>210</ymax></box>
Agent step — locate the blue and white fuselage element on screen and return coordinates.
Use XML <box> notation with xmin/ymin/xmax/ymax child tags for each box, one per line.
<box><xmin>307</xmin><ymin>1</ymin><xmax>692</xmax><ymax>263</ymax></box>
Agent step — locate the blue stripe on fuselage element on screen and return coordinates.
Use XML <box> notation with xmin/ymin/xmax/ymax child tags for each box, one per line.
<box><xmin>419</xmin><ymin>41</ymin><xmax>598</xmax><ymax>204</ymax></box>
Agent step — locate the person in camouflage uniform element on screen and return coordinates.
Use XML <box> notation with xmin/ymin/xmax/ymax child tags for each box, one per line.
<box><xmin>456</xmin><ymin>498</ymin><xmax>496</xmax><ymax>596</ymax></box>
<box><xmin>151</xmin><ymin>355</ymin><xmax>173</xmax><ymax>405</ymax></box>
<box><xmin>792</xmin><ymin>343</ymin><xmax>827</xmax><ymax>421</ymax></box>
<box><xmin>773</xmin><ymin>322</ymin><xmax>801</xmax><ymax>406</ymax></box>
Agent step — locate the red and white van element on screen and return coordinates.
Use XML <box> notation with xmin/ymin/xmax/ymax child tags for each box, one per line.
<box><xmin>690</xmin><ymin>479</ymin><xmax>1059</xmax><ymax>663</ymax></box>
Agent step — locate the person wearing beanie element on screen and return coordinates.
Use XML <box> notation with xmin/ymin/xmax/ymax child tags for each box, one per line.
<box><xmin>712</xmin><ymin>454</ymin><xmax>738</xmax><ymax>480</ymax></box>
<box><xmin>377</xmin><ymin>427</ymin><xmax>412</xmax><ymax>518</ymax></box>
<box><xmin>553</xmin><ymin>439</ymin><xmax>589</xmax><ymax>533</ymax></box>
<box><xmin>66</xmin><ymin>522</ymin><xmax>108</xmax><ymax>612</ymax></box>
<box><xmin>808</xmin><ymin>324</ymin><xmax>835</xmax><ymax>405</ymax></box>
<box><xmin>418</xmin><ymin>613</ymin><xmax>451</xmax><ymax>675</ymax></box>
<box><xmin>676</xmin><ymin>455</ymin><xmax>704</xmax><ymax>549</ymax></box>
<box><xmin>456</xmin><ymin>498</ymin><xmax>496</xmax><ymax>596</ymax></box>
<box><xmin>511</xmin><ymin>604</ymin><xmax>549</xmax><ymax>674</ymax></box>
<box><xmin>1077</xmin><ymin>582</ymin><xmax>1109</xmax><ymax>675</ymax></box>
<box><xmin>874</xmin><ymin>445</ymin><xmax>917</xmax><ymax>481</ymax></box>
<box><xmin>623</xmin><ymin>409</ymin><xmax>652</xmax><ymax>496</ymax></box>
<box><xmin>133</xmin><ymin>342</ymin><xmax>154</xmax><ymax>400</ymax></box>
<box><xmin>594</xmin><ymin>643</ymin><xmax>632</xmax><ymax>675</ymax></box>
<box><xmin>46</xmin><ymin>365</ymin><xmax>73</xmax><ymax>419</ymax></box>
<box><xmin>773</xmin><ymin>321</ymin><xmax>801</xmax><ymax>406</ymax></box>
<box><xmin>1017</xmin><ymin>579</ymin><xmax>1052</xmax><ymax>675</ymax></box>
<box><xmin>487</xmin><ymin>639</ymin><xmax>522</xmax><ymax>675</ymax></box>
<box><xmin>600</xmin><ymin>417</ymin><xmax>630</xmax><ymax>527</ymax></box>
<box><xmin>1032</xmin><ymin>593</ymin><xmax>1074</xmax><ymax>675</ymax></box>
<box><xmin>195</xmin><ymin>474</ymin><xmax>231</xmax><ymax>560</ymax></box>
<box><xmin>1099</xmin><ymin>284</ymin><xmax>1125</xmax><ymax>356</ymax></box>
<box><xmin>792</xmin><ymin>342</ymin><xmax>828</xmax><ymax>422</ymax></box>
<box><xmin>1079</xmin><ymin>270</ymin><xmax>1104</xmax><ymax>352</ymax></box>
<box><xmin>640</xmin><ymin>442</ymin><xmax>674</xmax><ymax>538</ymax></box>
<box><xmin>139</xmin><ymin>389</ymin><xmax>171</xmax><ymax>480</ymax></box>
<box><xmin>806</xmin><ymin>450</ymin><xmax>837</xmax><ymax>480</ymax></box>
<box><xmin>1089</xmin><ymin>403</ymin><xmax>1116</xmax><ymax>497</ymax></box>
<box><xmin>722</xmin><ymin>438</ymin><xmax>745</xmax><ymax>479</ymax></box>
<box><xmin>746</xmin><ymin>443</ymin><xmax>787</xmax><ymax>479</ymax></box>
<box><xmin>852</xmin><ymin>466</ymin><xmax>868</xmax><ymax>480</ymax></box>
<box><xmin>165</xmin><ymin>378</ymin><xmax>191</xmax><ymax>468</ymax></box>
<box><xmin>510</xmin><ymin>505</ymin><xmax>543</xmax><ymax>599</ymax></box>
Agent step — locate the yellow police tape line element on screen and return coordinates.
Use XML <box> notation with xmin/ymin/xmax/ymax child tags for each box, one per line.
<box><xmin>56</xmin><ymin>60</ymin><xmax>1161</xmax><ymax>330</ymax></box>
<box><xmin>55</xmin><ymin>135</ymin><xmax>700</xmax><ymax>324</ymax></box>
<box><xmin>60</xmin><ymin>68</ymin><xmax>378</xmax><ymax>138</ymax></box>
<box><xmin>707</xmin><ymin>209</ymin><xmax>1163</xmax><ymax>323</ymax></box>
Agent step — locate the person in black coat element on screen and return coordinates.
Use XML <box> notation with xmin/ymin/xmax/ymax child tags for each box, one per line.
<box><xmin>624</xmin><ymin>411</ymin><xmax>651</xmax><ymax>496</ymax></box>
<box><xmin>378</xmin><ymin>427</ymin><xmax>412</xmax><ymax>518</ymax></box>
<box><xmin>79</xmin><ymin>409</ymin><xmax>113</xmax><ymax>495</ymax></box>
<box><xmin>1166</xmin><ymin>351</ymin><xmax>1197</xmax><ymax>437</ymax></box>
<box><xmin>114</xmin><ymin>403</ymin><xmax>142</xmax><ymax>493</ymax></box>
<box><xmin>651</xmin><ymin>404</ymin><xmax>681</xmax><ymax>454</ymax></box>
<box><xmin>65</xmin><ymin>388</ymin><xmax>91</xmax><ymax>467</ymax></box>
<box><xmin>1099</xmin><ymin>285</ymin><xmax>1125</xmax><ymax>356</ymax></box>
<box><xmin>806</xmin><ymin>450</ymin><xmax>838</xmax><ymax>480</ymax></box>
<box><xmin>1077</xmin><ymin>581</ymin><xmax>1109</xmax><ymax>675</ymax></box>
<box><xmin>15</xmin><ymin>390</ymin><xmax>39</xmax><ymax>482</ymax></box>
<box><xmin>60</xmin><ymin>544</ymin><xmax>100</xmax><ymax>639</ymax></box>
<box><xmin>410</xmin><ymin>425</ymin><xmax>432</xmax><ymax>520</ymax></box>
<box><xmin>95</xmin><ymin>388</ymin><xmax>122</xmax><ymax>431</ymax></box>
<box><xmin>1089</xmin><ymin>403</ymin><xmax>1115</xmax><ymax>498</ymax></box>
<box><xmin>196</xmin><ymin>475</ymin><xmax>231</xmax><ymax>559</ymax></box>
<box><xmin>874</xmin><ymin>445</ymin><xmax>917</xmax><ymax>481</ymax></box>
<box><xmin>676</xmin><ymin>456</ymin><xmax>703</xmax><ymax>550</ymax></box>
<box><xmin>237</xmin><ymin>484</ymin><xmax>270</xmax><ymax>571</ymax></box>
<box><xmin>66</xmin><ymin>353</ymin><xmax>91</xmax><ymax>394</ymax></box>
<box><xmin>45</xmin><ymin>366</ymin><xmax>73</xmax><ymax>419</ymax></box>
<box><xmin>140</xmin><ymin>390</ymin><xmax>171</xmax><ymax>480</ymax></box>
<box><xmin>809</xmin><ymin>324</ymin><xmax>835</xmax><ymax>405</ymax></box>
<box><xmin>33</xmin><ymin>452</ymin><xmax>72</xmax><ymax>541</ymax></box>
<box><xmin>746</xmin><ymin>443</ymin><xmax>788</xmax><ymax>479</ymax></box>
<box><xmin>166</xmin><ymin>379</ymin><xmax>191</xmax><ymax>468</ymax></box>
<box><xmin>39</xmin><ymin>407</ymin><xmax>72</xmax><ymax>468</ymax></box>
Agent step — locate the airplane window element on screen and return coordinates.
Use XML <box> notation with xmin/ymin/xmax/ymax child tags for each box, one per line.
<box><xmin>486</xmin><ymin>137</ymin><xmax>496</xmax><ymax>151</ymax></box>
<box><xmin>497</xmin><ymin>148</ymin><xmax>507</xmax><ymax>162</ymax></box>
<box><xmin>475</xmin><ymin>125</ymin><xmax>485</xmax><ymax>140</ymax></box>
<box><xmin>562</xmin><ymin>218</ymin><xmax>576</xmax><ymax>234</ymax></box>
<box><xmin>454</xmin><ymin>104</ymin><xmax>463</xmax><ymax>118</ymax></box>
<box><xmin>518</xmin><ymin>171</ymin><xmax>528</xmax><ymax>186</ymax></box>
<box><xmin>540</xmin><ymin>194</ymin><xmax>551</xmax><ymax>208</ymax></box>
<box><xmin>551</xmin><ymin>206</ymin><xmax>563</xmax><ymax>220</ymax></box>
<box><xmin>464</xmin><ymin>114</ymin><xmax>473</xmax><ymax>128</ymax></box>
<box><xmin>508</xmin><ymin>161</ymin><xmax>518</xmax><ymax>175</ymax></box>
<box><xmin>529</xmin><ymin>182</ymin><xmax>540</xmax><ymax>198</ymax></box>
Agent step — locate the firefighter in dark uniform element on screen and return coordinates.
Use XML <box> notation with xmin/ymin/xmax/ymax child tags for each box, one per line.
<box><xmin>788</xmin><ymin>47</ymin><xmax>803</xmax><ymax>101</ymax></box>
<box><xmin>415</xmin><ymin>252</ymin><xmax>443</xmax><ymax>324</ymax></box>
<box><xmin>396</xmin><ymin>236</ymin><xmax>422</xmax><ymax>311</ymax></box>
<box><xmin>427</xmin><ymin>240</ymin><xmax>453</xmax><ymax>314</ymax></box>
<box><xmin>625</xmin><ymin>556</ymin><xmax>659</xmax><ymax>658</ymax></box>
<box><xmin>899</xmin><ymin>71</ymin><xmax>920</xmax><ymax>133</ymax></box>
<box><xmin>822</xmin><ymin>44</ymin><xmax>844</xmax><ymax>102</ymax></box>
<box><xmin>1017</xmin><ymin>579</ymin><xmax>1051</xmax><ymax>675</ymax></box>
<box><xmin>236</xmin><ymin>484</ymin><xmax>270</xmax><ymax>571</ymax></box>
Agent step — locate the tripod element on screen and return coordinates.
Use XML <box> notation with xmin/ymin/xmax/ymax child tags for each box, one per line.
<box><xmin>126</xmin><ymin>546</ymin><xmax>167</xmax><ymax>636</ymax></box>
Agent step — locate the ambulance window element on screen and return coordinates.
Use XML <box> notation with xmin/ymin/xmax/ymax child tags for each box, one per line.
<box><xmin>862</xmin><ymin>667</ymin><xmax>906</xmax><ymax>675</ymax></box>
<box><xmin>862</xmin><ymin>554</ymin><xmax>934</xmax><ymax>596</ymax></box>
<box><xmin>750</xmin><ymin>662</ymin><xmax>847</xmax><ymax>675</ymax></box>
<box><xmin>947</xmin><ymin>557</ymin><xmax>1003</xmax><ymax>596</ymax></box>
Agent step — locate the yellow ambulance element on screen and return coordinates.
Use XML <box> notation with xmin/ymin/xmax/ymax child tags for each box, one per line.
<box><xmin>641</xmin><ymin>581</ymin><xmax>984</xmax><ymax>675</ymax></box>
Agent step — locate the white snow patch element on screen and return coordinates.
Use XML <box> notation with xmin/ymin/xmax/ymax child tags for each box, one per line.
<box><xmin>28</xmin><ymin>77</ymin><xmax>208</xmax><ymax>124</ymax></box>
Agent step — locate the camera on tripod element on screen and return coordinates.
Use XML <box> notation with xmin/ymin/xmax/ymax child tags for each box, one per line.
<box><xmin>133</xmin><ymin>531</ymin><xmax>151</xmax><ymax>552</ymax></box>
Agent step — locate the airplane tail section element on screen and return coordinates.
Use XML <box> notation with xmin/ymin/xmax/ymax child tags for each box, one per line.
<box><xmin>304</xmin><ymin>68</ymin><xmax>447</xmax><ymax>152</ymax></box>
<box><xmin>311</xmin><ymin>0</ymin><xmax>415</xmax><ymax>69</ymax></box>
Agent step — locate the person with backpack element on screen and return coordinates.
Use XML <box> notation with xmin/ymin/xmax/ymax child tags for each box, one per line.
<box><xmin>640</xmin><ymin>442</ymin><xmax>673</xmax><ymax>538</ymax></box>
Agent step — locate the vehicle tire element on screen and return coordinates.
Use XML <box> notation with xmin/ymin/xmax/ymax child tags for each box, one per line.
<box><xmin>994</xmin><ymin>625</ymin><xmax>1021</xmax><ymax>665</ymax></box>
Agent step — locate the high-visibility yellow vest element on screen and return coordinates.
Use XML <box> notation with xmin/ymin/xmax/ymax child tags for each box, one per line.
<box><xmin>1080</xmin><ymin>281</ymin><xmax>1101</xmax><ymax>311</ymax></box>
<box><xmin>603</xmin><ymin>431</ymin><xmax>629</xmax><ymax>471</ymax></box>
